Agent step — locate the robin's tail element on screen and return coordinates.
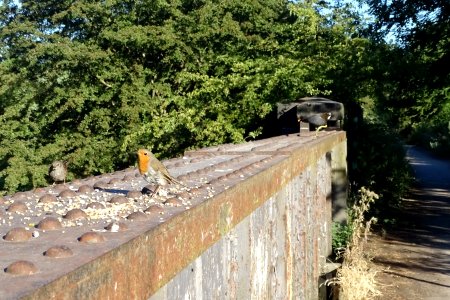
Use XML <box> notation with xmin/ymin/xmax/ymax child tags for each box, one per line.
<box><xmin>165</xmin><ymin>174</ymin><xmax>187</xmax><ymax>187</ymax></box>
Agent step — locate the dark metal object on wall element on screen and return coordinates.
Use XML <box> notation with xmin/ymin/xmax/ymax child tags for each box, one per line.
<box><xmin>277</xmin><ymin>97</ymin><xmax>344</xmax><ymax>134</ymax></box>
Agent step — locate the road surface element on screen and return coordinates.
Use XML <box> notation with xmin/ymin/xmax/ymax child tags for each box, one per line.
<box><xmin>370</xmin><ymin>145</ymin><xmax>450</xmax><ymax>300</ymax></box>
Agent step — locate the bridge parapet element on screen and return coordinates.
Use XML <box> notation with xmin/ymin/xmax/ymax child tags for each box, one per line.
<box><xmin>0</xmin><ymin>131</ymin><xmax>347</xmax><ymax>299</ymax></box>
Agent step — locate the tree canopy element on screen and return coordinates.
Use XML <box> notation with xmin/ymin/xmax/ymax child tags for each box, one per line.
<box><xmin>0</xmin><ymin>0</ymin><xmax>373</xmax><ymax>193</ymax></box>
<box><xmin>363</xmin><ymin>0</ymin><xmax>450</xmax><ymax>131</ymax></box>
<box><xmin>1</xmin><ymin>0</ymin><xmax>446</xmax><ymax>211</ymax></box>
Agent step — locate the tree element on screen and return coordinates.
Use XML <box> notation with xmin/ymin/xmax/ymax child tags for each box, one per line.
<box><xmin>1</xmin><ymin>0</ymin><xmax>350</xmax><ymax>193</ymax></box>
<box><xmin>363</xmin><ymin>0</ymin><xmax>450</xmax><ymax>133</ymax></box>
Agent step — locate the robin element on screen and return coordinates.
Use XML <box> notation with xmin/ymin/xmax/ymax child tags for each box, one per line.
<box><xmin>136</xmin><ymin>149</ymin><xmax>184</xmax><ymax>193</ymax></box>
<box><xmin>49</xmin><ymin>160</ymin><xmax>68</xmax><ymax>184</ymax></box>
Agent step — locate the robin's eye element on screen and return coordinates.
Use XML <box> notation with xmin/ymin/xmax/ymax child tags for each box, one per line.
<box><xmin>144</xmin><ymin>152</ymin><xmax>148</xmax><ymax>156</ymax></box>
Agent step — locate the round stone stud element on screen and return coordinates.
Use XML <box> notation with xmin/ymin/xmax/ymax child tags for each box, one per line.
<box><xmin>64</xmin><ymin>209</ymin><xmax>88</xmax><ymax>221</ymax></box>
<box><xmin>78</xmin><ymin>232</ymin><xmax>106</xmax><ymax>243</ymax></box>
<box><xmin>11</xmin><ymin>192</ymin><xmax>29</xmax><ymax>201</ymax></box>
<box><xmin>108</xmin><ymin>178</ymin><xmax>122</xmax><ymax>185</ymax></box>
<box><xmin>44</xmin><ymin>245</ymin><xmax>73</xmax><ymax>258</ymax></box>
<box><xmin>6</xmin><ymin>201</ymin><xmax>28</xmax><ymax>213</ymax></box>
<box><xmin>38</xmin><ymin>194</ymin><xmax>58</xmax><ymax>204</ymax></box>
<box><xmin>5</xmin><ymin>260</ymin><xmax>38</xmax><ymax>275</ymax></box>
<box><xmin>51</xmin><ymin>184</ymin><xmax>68</xmax><ymax>192</ymax></box>
<box><xmin>164</xmin><ymin>197</ymin><xmax>183</xmax><ymax>207</ymax></box>
<box><xmin>109</xmin><ymin>195</ymin><xmax>128</xmax><ymax>204</ymax></box>
<box><xmin>58</xmin><ymin>190</ymin><xmax>77</xmax><ymax>198</ymax></box>
<box><xmin>126</xmin><ymin>211</ymin><xmax>149</xmax><ymax>221</ymax></box>
<box><xmin>144</xmin><ymin>205</ymin><xmax>164</xmax><ymax>215</ymax></box>
<box><xmin>86</xmin><ymin>202</ymin><xmax>105</xmax><ymax>209</ymax></box>
<box><xmin>93</xmin><ymin>181</ymin><xmax>108</xmax><ymax>189</ymax></box>
<box><xmin>122</xmin><ymin>174</ymin><xmax>135</xmax><ymax>182</ymax></box>
<box><xmin>77</xmin><ymin>185</ymin><xmax>94</xmax><ymax>194</ymax></box>
<box><xmin>3</xmin><ymin>227</ymin><xmax>32</xmax><ymax>242</ymax></box>
<box><xmin>37</xmin><ymin>217</ymin><xmax>63</xmax><ymax>230</ymax></box>
<box><xmin>177</xmin><ymin>191</ymin><xmax>191</xmax><ymax>199</ymax></box>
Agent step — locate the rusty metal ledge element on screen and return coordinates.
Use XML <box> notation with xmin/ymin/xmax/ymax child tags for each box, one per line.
<box><xmin>185</xmin><ymin>131</ymin><xmax>345</xmax><ymax>156</ymax></box>
<box><xmin>0</xmin><ymin>131</ymin><xmax>346</xmax><ymax>300</ymax></box>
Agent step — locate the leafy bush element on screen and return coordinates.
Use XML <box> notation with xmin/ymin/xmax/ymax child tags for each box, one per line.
<box><xmin>0</xmin><ymin>0</ymin><xmax>372</xmax><ymax>194</ymax></box>
<box><xmin>332</xmin><ymin>222</ymin><xmax>353</xmax><ymax>257</ymax></box>
<box><xmin>0</xmin><ymin>0</ymin><xmax>337</xmax><ymax>194</ymax></box>
<box><xmin>346</xmin><ymin>116</ymin><xmax>413</xmax><ymax>221</ymax></box>
<box><xmin>409</xmin><ymin>97</ymin><xmax>450</xmax><ymax>158</ymax></box>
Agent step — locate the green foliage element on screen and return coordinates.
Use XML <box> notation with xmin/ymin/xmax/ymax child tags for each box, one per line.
<box><xmin>332</xmin><ymin>187</ymin><xmax>379</xmax><ymax>257</ymax></box>
<box><xmin>409</xmin><ymin>96</ymin><xmax>450</xmax><ymax>158</ymax></box>
<box><xmin>0</xmin><ymin>0</ymin><xmax>428</xmax><ymax>208</ymax></box>
<box><xmin>1</xmin><ymin>0</ymin><xmax>363</xmax><ymax>194</ymax></box>
<box><xmin>346</xmin><ymin>115</ymin><xmax>413</xmax><ymax>221</ymax></box>
<box><xmin>332</xmin><ymin>0</ymin><xmax>450</xmax><ymax>223</ymax></box>
<box><xmin>333</xmin><ymin>187</ymin><xmax>380</xmax><ymax>299</ymax></box>
<box><xmin>332</xmin><ymin>222</ymin><xmax>353</xmax><ymax>255</ymax></box>
<box><xmin>362</xmin><ymin>0</ymin><xmax>450</xmax><ymax>137</ymax></box>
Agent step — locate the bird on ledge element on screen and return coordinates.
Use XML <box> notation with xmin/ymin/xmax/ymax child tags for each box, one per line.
<box><xmin>136</xmin><ymin>148</ymin><xmax>185</xmax><ymax>195</ymax></box>
<box><xmin>49</xmin><ymin>160</ymin><xmax>68</xmax><ymax>184</ymax></box>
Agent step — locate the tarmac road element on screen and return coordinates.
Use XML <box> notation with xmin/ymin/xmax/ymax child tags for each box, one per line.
<box><xmin>371</xmin><ymin>145</ymin><xmax>450</xmax><ymax>300</ymax></box>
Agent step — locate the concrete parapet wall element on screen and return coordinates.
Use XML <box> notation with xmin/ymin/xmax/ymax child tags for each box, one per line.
<box><xmin>0</xmin><ymin>132</ymin><xmax>346</xmax><ymax>300</ymax></box>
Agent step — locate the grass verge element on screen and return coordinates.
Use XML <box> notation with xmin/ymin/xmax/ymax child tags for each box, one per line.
<box><xmin>329</xmin><ymin>187</ymin><xmax>382</xmax><ymax>300</ymax></box>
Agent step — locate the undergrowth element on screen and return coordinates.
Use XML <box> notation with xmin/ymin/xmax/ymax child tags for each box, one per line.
<box><xmin>408</xmin><ymin>100</ymin><xmax>450</xmax><ymax>158</ymax></box>
<box><xmin>329</xmin><ymin>187</ymin><xmax>382</xmax><ymax>300</ymax></box>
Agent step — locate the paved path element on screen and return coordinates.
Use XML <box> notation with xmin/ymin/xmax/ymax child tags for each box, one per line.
<box><xmin>370</xmin><ymin>146</ymin><xmax>450</xmax><ymax>299</ymax></box>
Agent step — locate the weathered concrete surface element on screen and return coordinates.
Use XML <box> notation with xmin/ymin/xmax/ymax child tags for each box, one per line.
<box><xmin>151</xmin><ymin>153</ymin><xmax>333</xmax><ymax>300</ymax></box>
<box><xmin>331</xmin><ymin>141</ymin><xmax>348</xmax><ymax>224</ymax></box>
<box><xmin>0</xmin><ymin>131</ymin><xmax>346</xmax><ymax>300</ymax></box>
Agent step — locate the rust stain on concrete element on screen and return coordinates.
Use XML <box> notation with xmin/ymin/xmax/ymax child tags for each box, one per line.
<box><xmin>0</xmin><ymin>132</ymin><xmax>346</xmax><ymax>299</ymax></box>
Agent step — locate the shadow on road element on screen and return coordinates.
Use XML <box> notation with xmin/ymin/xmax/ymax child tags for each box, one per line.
<box><xmin>371</xmin><ymin>146</ymin><xmax>450</xmax><ymax>299</ymax></box>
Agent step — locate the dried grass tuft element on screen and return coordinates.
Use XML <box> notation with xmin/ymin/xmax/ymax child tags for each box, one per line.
<box><xmin>329</xmin><ymin>187</ymin><xmax>382</xmax><ymax>300</ymax></box>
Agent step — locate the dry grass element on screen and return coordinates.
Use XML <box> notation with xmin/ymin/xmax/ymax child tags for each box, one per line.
<box><xmin>330</xmin><ymin>187</ymin><xmax>382</xmax><ymax>300</ymax></box>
